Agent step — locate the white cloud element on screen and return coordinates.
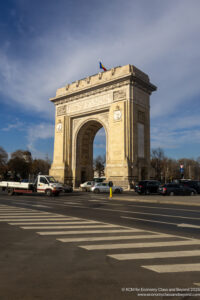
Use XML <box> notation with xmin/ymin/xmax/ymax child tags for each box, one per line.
<box><xmin>0</xmin><ymin>0</ymin><xmax>200</xmax><ymax>159</ymax></box>
<box><xmin>26</xmin><ymin>123</ymin><xmax>54</xmax><ymax>158</ymax></box>
<box><xmin>0</xmin><ymin>0</ymin><xmax>199</xmax><ymax>122</ymax></box>
<box><xmin>151</xmin><ymin>114</ymin><xmax>200</xmax><ymax>151</ymax></box>
<box><xmin>1</xmin><ymin>119</ymin><xmax>24</xmax><ymax>132</ymax></box>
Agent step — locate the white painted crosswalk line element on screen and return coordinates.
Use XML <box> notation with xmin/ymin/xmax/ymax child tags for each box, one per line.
<box><xmin>80</xmin><ymin>240</ymin><xmax>200</xmax><ymax>250</ymax></box>
<box><xmin>142</xmin><ymin>263</ymin><xmax>200</xmax><ymax>273</ymax></box>
<box><xmin>0</xmin><ymin>214</ymin><xmax>54</xmax><ymax>218</ymax></box>
<box><xmin>37</xmin><ymin>229</ymin><xmax>141</xmax><ymax>235</ymax></box>
<box><xmin>178</xmin><ymin>223</ymin><xmax>200</xmax><ymax>229</ymax></box>
<box><xmin>57</xmin><ymin>234</ymin><xmax>171</xmax><ymax>243</ymax></box>
<box><xmin>0</xmin><ymin>208</ymin><xmax>35</xmax><ymax>211</ymax></box>
<box><xmin>193</xmin><ymin>283</ymin><xmax>200</xmax><ymax>286</ymax></box>
<box><xmin>0</xmin><ymin>212</ymin><xmax>51</xmax><ymax>216</ymax></box>
<box><xmin>108</xmin><ymin>250</ymin><xmax>200</xmax><ymax>260</ymax></box>
<box><xmin>21</xmin><ymin>224</ymin><xmax>119</xmax><ymax>229</ymax></box>
<box><xmin>31</xmin><ymin>205</ymin><xmax>51</xmax><ymax>208</ymax></box>
<box><xmin>0</xmin><ymin>207</ymin><xmax>36</xmax><ymax>213</ymax></box>
<box><xmin>9</xmin><ymin>221</ymin><xmax>99</xmax><ymax>225</ymax></box>
<box><xmin>4</xmin><ymin>204</ymin><xmax>200</xmax><ymax>275</ymax></box>
<box><xmin>0</xmin><ymin>218</ymin><xmax>78</xmax><ymax>222</ymax></box>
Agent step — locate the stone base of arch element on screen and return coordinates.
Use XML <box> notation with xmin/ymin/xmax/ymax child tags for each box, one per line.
<box><xmin>49</xmin><ymin>163</ymin><xmax>73</xmax><ymax>186</ymax></box>
<box><xmin>50</xmin><ymin>161</ymin><xmax>150</xmax><ymax>189</ymax></box>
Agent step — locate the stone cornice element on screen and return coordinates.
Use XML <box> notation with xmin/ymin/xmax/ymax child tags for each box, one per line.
<box><xmin>50</xmin><ymin>64</ymin><xmax>157</xmax><ymax>105</ymax></box>
<box><xmin>52</xmin><ymin>79</ymin><xmax>130</xmax><ymax>106</ymax></box>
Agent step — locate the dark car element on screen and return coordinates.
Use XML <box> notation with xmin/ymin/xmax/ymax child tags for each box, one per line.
<box><xmin>159</xmin><ymin>183</ymin><xmax>196</xmax><ymax>196</ymax></box>
<box><xmin>62</xmin><ymin>184</ymin><xmax>73</xmax><ymax>193</ymax></box>
<box><xmin>135</xmin><ymin>180</ymin><xmax>161</xmax><ymax>195</ymax></box>
<box><xmin>180</xmin><ymin>180</ymin><xmax>200</xmax><ymax>194</ymax></box>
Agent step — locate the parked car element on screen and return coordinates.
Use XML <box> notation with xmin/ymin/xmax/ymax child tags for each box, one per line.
<box><xmin>61</xmin><ymin>184</ymin><xmax>73</xmax><ymax>193</ymax></box>
<box><xmin>90</xmin><ymin>182</ymin><xmax>123</xmax><ymax>194</ymax></box>
<box><xmin>55</xmin><ymin>182</ymin><xmax>73</xmax><ymax>193</ymax></box>
<box><xmin>80</xmin><ymin>181</ymin><xmax>95</xmax><ymax>192</ymax></box>
<box><xmin>158</xmin><ymin>183</ymin><xmax>196</xmax><ymax>196</ymax></box>
<box><xmin>180</xmin><ymin>180</ymin><xmax>200</xmax><ymax>194</ymax></box>
<box><xmin>135</xmin><ymin>180</ymin><xmax>161</xmax><ymax>195</ymax></box>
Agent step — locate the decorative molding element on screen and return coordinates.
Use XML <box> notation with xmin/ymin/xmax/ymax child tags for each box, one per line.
<box><xmin>73</xmin><ymin>118</ymin><xmax>80</xmax><ymax>130</ymax></box>
<box><xmin>113</xmin><ymin>89</ymin><xmax>126</xmax><ymax>101</ymax></box>
<box><xmin>72</xmin><ymin>112</ymin><xmax>109</xmax><ymax>138</ymax></box>
<box><xmin>66</xmin><ymin>93</ymin><xmax>112</xmax><ymax>115</ymax></box>
<box><xmin>56</xmin><ymin>120</ymin><xmax>63</xmax><ymax>133</ymax></box>
<box><xmin>113</xmin><ymin>110</ymin><xmax>122</xmax><ymax>122</ymax></box>
<box><xmin>54</xmin><ymin>80</ymin><xmax>130</xmax><ymax>106</ymax></box>
<box><xmin>131</xmin><ymin>81</ymin><xmax>152</xmax><ymax>95</ymax></box>
<box><xmin>57</xmin><ymin>105</ymin><xmax>66</xmax><ymax>116</ymax></box>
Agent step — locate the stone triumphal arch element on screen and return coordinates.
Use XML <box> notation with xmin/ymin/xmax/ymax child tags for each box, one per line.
<box><xmin>49</xmin><ymin>64</ymin><xmax>156</xmax><ymax>188</ymax></box>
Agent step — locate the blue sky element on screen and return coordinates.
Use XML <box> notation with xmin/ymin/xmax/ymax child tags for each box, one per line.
<box><xmin>0</xmin><ymin>0</ymin><xmax>200</xmax><ymax>161</ymax></box>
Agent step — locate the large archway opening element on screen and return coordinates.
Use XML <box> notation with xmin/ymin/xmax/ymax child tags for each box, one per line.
<box><xmin>93</xmin><ymin>127</ymin><xmax>106</xmax><ymax>180</ymax></box>
<box><xmin>75</xmin><ymin>120</ymin><xmax>107</xmax><ymax>186</ymax></box>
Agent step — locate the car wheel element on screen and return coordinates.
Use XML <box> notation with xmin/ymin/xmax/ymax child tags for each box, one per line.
<box><xmin>94</xmin><ymin>188</ymin><xmax>100</xmax><ymax>194</ymax></box>
<box><xmin>45</xmin><ymin>189</ymin><xmax>52</xmax><ymax>197</ymax></box>
<box><xmin>145</xmin><ymin>190</ymin><xmax>150</xmax><ymax>195</ymax></box>
<box><xmin>169</xmin><ymin>191</ymin><xmax>174</xmax><ymax>196</ymax></box>
<box><xmin>190</xmin><ymin>191</ymin><xmax>195</xmax><ymax>196</ymax></box>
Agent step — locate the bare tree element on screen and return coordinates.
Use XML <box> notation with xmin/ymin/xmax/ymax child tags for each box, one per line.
<box><xmin>0</xmin><ymin>146</ymin><xmax>8</xmax><ymax>179</ymax></box>
<box><xmin>8</xmin><ymin>149</ymin><xmax>32</xmax><ymax>180</ymax></box>
<box><xmin>93</xmin><ymin>155</ymin><xmax>105</xmax><ymax>178</ymax></box>
<box><xmin>31</xmin><ymin>159</ymin><xmax>51</xmax><ymax>175</ymax></box>
<box><xmin>151</xmin><ymin>148</ymin><xmax>166</xmax><ymax>181</ymax></box>
<box><xmin>11</xmin><ymin>150</ymin><xmax>32</xmax><ymax>162</ymax></box>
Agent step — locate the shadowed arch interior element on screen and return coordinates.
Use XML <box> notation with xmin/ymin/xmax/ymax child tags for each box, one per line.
<box><xmin>76</xmin><ymin>120</ymin><xmax>104</xmax><ymax>185</ymax></box>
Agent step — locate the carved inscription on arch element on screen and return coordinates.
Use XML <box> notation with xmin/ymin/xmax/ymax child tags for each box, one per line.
<box><xmin>66</xmin><ymin>93</ymin><xmax>113</xmax><ymax>115</ymax></box>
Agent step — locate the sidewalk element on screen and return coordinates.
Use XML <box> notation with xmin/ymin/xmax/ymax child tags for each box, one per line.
<box><xmin>111</xmin><ymin>191</ymin><xmax>200</xmax><ymax>207</ymax></box>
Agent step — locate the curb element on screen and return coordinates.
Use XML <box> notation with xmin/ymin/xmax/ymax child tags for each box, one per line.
<box><xmin>108</xmin><ymin>196</ymin><xmax>200</xmax><ymax>207</ymax></box>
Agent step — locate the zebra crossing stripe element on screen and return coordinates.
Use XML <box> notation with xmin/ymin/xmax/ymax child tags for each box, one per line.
<box><xmin>37</xmin><ymin>229</ymin><xmax>140</xmax><ymax>235</ymax></box>
<box><xmin>193</xmin><ymin>283</ymin><xmax>200</xmax><ymax>286</ymax></box>
<box><xmin>142</xmin><ymin>263</ymin><xmax>200</xmax><ymax>273</ymax></box>
<box><xmin>108</xmin><ymin>250</ymin><xmax>200</xmax><ymax>260</ymax></box>
<box><xmin>79</xmin><ymin>240</ymin><xmax>200</xmax><ymax>250</ymax></box>
<box><xmin>57</xmin><ymin>234</ymin><xmax>171</xmax><ymax>243</ymax></box>
<box><xmin>21</xmin><ymin>224</ymin><xmax>119</xmax><ymax>229</ymax></box>
<box><xmin>0</xmin><ymin>214</ymin><xmax>54</xmax><ymax>218</ymax></box>
<box><xmin>0</xmin><ymin>208</ymin><xmax>35</xmax><ymax>211</ymax></box>
<box><xmin>178</xmin><ymin>223</ymin><xmax>200</xmax><ymax>229</ymax></box>
<box><xmin>0</xmin><ymin>218</ymin><xmax>78</xmax><ymax>221</ymax></box>
<box><xmin>0</xmin><ymin>212</ymin><xmax>51</xmax><ymax>216</ymax></box>
<box><xmin>9</xmin><ymin>221</ymin><xmax>98</xmax><ymax>225</ymax></box>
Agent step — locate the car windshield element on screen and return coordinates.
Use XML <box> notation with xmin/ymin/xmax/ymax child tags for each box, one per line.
<box><xmin>46</xmin><ymin>176</ymin><xmax>57</xmax><ymax>183</ymax></box>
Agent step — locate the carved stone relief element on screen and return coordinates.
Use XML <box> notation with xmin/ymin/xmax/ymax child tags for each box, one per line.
<box><xmin>113</xmin><ymin>89</ymin><xmax>126</xmax><ymax>101</ymax></box>
<box><xmin>54</xmin><ymin>80</ymin><xmax>130</xmax><ymax>106</ymax></box>
<box><xmin>66</xmin><ymin>93</ymin><xmax>113</xmax><ymax>115</ymax></box>
<box><xmin>57</xmin><ymin>105</ymin><xmax>66</xmax><ymax>116</ymax></box>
